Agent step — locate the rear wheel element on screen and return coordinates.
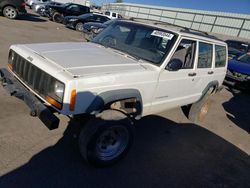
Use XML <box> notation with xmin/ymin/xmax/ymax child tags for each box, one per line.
<box><xmin>3</xmin><ymin>6</ymin><xmax>17</xmax><ymax>19</ymax></box>
<box><xmin>75</xmin><ymin>22</ymin><xmax>84</xmax><ymax>31</ymax></box>
<box><xmin>187</xmin><ymin>88</ymin><xmax>214</xmax><ymax>123</ymax></box>
<box><xmin>78</xmin><ymin>110</ymin><xmax>134</xmax><ymax>167</ymax></box>
<box><xmin>53</xmin><ymin>12</ymin><xmax>63</xmax><ymax>23</ymax></box>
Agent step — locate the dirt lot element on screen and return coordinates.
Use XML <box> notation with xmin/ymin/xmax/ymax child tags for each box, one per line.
<box><xmin>0</xmin><ymin>11</ymin><xmax>250</xmax><ymax>188</ymax></box>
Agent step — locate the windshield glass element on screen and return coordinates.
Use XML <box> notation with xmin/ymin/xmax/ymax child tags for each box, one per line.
<box><xmin>92</xmin><ymin>21</ymin><xmax>177</xmax><ymax>65</ymax></box>
<box><xmin>62</xmin><ymin>3</ymin><xmax>70</xmax><ymax>7</ymax></box>
<box><xmin>238</xmin><ymin>54</ymin><xmax>250</xmax><ymax>64</ymax></box>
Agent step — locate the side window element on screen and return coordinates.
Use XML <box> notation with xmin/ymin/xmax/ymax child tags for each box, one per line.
<box><xmin>215</xmin><ymin>45</ymin><xmax>226</xmax><ymax>67</ymax></box>
<box><xmin>198</xmin><ymin>42</ymin><xmax>213</xmax><ymax>68</ymax></box>
<box><xmin>66</xmin><ymin>5</ymin><xmax>79</xmax><ymax>11</ymax></box>
<box><xmin>112</xmin><ymin>13</ymin><xmax>116</xmax><ymax>18</ymax></box>
<box><xmin>105</xmin><ymin>11</ymin><xmax>110</xmax><ymax>16</ymax></box>
<box><xmin>100</xmin><ymin>16</ymin><xmax>109</xmax><ymax>22</ymax></box>
<box><xmin>80</xmin><ymin>6</ymin><xmax>88</xmax><ymax>13</ymax></box>
<box><xmin>170</xmin><ymin>39</ymin><xmax>196</xmax><ymax>69</ymax></box>
<box><xmin>86</xmin><ymin>15</ymin><xmax>94</xmax><ymax>21</ymax></box>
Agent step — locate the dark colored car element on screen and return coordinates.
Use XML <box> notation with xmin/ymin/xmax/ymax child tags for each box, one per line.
<box><xmin>226</xmin><ymin>40</ymin><xmax>250</xmax><ymax>60</ymax></box>
<box><xmin>0</xmin><ymin>0</ymin><xmax>26</xmax><ymax>19</ymax></box>
<box><xmin>224</xmin><ymin>52</ymin><xmax>250</xmax><ymax>89</ymax></box>
<box><xmin>63</xmin><ymin>13</ymin><xmax>110</xmax><ymax>31</ymax></box>
<box><xmin>228</xmin><ymin>47</ymin><xmax>244</xmax><ymax>60</ymax></box>
<box><xmin>47</xmin><ymin>3</ymin><xmax>90</xmax><ymax>23</ymax></box>
<box><xmin>37</xmin><ymin>1</ymin><xmax>62</xmax><ymax>17</ymax></box>
<box><xmin>83</xmin><ymin>19</ymin><xmax>115</xmax><ymax>34</ymax></box>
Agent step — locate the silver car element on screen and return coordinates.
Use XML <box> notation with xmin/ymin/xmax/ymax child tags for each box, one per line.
<box><xmin>25</xmin><ymin>0</ymin><xmax>50</xmax><ymax>9</ymax></box>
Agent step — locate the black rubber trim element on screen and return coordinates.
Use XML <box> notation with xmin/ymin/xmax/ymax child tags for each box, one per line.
<box><xmin>86</xmin><ymin>89</ymin><xmax>143</xmax><ymax>119</ymax></box>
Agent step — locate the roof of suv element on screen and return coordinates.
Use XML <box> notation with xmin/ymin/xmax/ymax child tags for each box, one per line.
<box><xmin>126</xmin><ymin>18</ymin><xmax>225</xmax><ymax>44</ymax></box>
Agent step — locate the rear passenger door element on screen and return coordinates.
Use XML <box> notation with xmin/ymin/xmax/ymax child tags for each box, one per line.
<box><xmin>213</xmin><ymin>45</ymin><xmax>227</xmax><ymax>86</ymax></box>
<box><xmin>195</xmin><ymin>41</ymin><xmax>215</xmax><ymax>93</ymax></box>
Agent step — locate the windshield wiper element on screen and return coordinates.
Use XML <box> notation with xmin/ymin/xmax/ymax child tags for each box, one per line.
<box><xmin>113</xmin><ymin>49</ymin><xmax>141</xmax><ymax>61</ymax></box>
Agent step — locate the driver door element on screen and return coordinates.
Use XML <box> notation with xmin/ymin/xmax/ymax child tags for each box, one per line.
<box><xmin>151</xmin><ymin>38</ymin><xmax>201</xmax><ymax>114</ymax></box>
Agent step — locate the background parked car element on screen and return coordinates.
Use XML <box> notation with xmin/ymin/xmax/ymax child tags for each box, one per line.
<box><xmin>228</xmin><ymin>47</ymin><xmax>244</xmax><ymax>60</ymax></box>
<box><xmin>34</xmin><ymin>1</ymin><xmax>61</xmax><ymax>16</ymax></box>
<box><xmin>226</xmin><ymin>40</ymin><xmax>250</xmax><ymax>60</ymax></box>
<box><xmin>104</xmin><ymin>11</ymin><xmax>122</xmax><ymax>19</ymax></box>
<box><xmin>0</xmin><ymin>0</ymin><xmax>26</xmax><ymax>19</ymax></box>
<box><xmin>63</xmin><ymin>13</ymin><xmax>110</xmax><ymax>31</ymax></box>
<box><xmin>47</xmin><ymin>3</ymin><xmax>90</xmax><ymax>23</ymax></box>
<box><xmin>38</xmin><ymin>1</ymin><xmax>62</xmax><ymax>17</ymax></box>
<box><xmin>224</xmin><ymin>52</ymin><xmax>250</xmax><ymax>90</ymax></box>
<box><xmin>82</xmin><ymin>19</ymin><xmax>116</xmax><ymax>40</ymax></box>
<box><xmin>25</xmin><ymin>0</ymin><xmax>50</xmax><ymax>9</ymax></box>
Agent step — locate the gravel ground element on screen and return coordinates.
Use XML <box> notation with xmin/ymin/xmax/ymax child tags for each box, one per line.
<box><xmin>0</xmin><ymin>10</ymin><xmax>250</xmax><ymax>188</ymax></box>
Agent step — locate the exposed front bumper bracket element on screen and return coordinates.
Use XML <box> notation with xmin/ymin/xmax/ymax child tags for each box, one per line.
<box><xmin>0</xmin><ymin>68</ymin><xmax>59</xmax><ymax>130</ymax></box>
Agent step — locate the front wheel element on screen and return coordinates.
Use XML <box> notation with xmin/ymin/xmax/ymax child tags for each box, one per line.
<box><xmin>52</xmin><ymin>12</ymin><xmax>63</xmax><ymax>23</ymax></box>
<box><xmin>78</xmin><ymin>110</ymin><xmax>134</xmax><ymax>167</ymax></box>
<box><xmin>3</xmin><ymin>6</ymin><xmax>17</xmax><ymax>19</ymax></box>
<box><xmin>75</xmin><ymin>22</ymin><xmax>84</xmax><ymax>31</ymax></box>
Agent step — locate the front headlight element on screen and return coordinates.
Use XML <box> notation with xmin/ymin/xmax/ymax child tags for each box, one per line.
<box><xmin>54</xmin><ymin>80</ymin><xmax>64</xmax><ymax>100</ymax></box>
<box><xmin>46</xmin><ymin>79</ymin><xmax>65</xmax><ymax>110</ymax></box>
<box><xmin>69</xmin><ymin>18</ymin><xmax>77</xmax><ymax>22</ymax></box>
<box><xmin>92</xmin><ymin>28</ymin><xmax>103</xmax><ymax>34</ymax></box>
<box><xmin>8</xmin><ymin>50</ymin><xmax>15</xmax><ymax>69</ymax></box>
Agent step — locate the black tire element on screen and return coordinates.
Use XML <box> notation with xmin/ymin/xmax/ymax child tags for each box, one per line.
<box><xmin>78</xmin><ymin>110</ymin><xmax>134</xmax><ymax>167</ymax></box>
<box><xmin>75</xmin><ymin>22</ymin><xmax>84</xmax><ymax>31</ymax></box>
<box><xmin>188</xmin><ymin>88</ymin><xmax>213</xmax><ymax>123</ymax></box>
<box><xmin>52</xmin><ymin>12</ymin><xmax>63</xmax><ymax>23</ymax></box>
<box><xmin>3</xmin><ymin>6</ymin><xmax>17</xmax><ymax>19</ymax></box>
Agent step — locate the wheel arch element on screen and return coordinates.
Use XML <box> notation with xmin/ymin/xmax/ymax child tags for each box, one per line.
<box><xmin>198</xmin><ymin>80</ymin><xmax>219</xmax><ymax>101</ymax></box>
<box><xmin>86</xmin><ymin>89</ymin><xmax>143</xmax><ymax>119</ymax></box>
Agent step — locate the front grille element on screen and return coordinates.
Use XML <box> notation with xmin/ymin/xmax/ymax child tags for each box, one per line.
<box><xmin>11</xmin><ymin>51</ymin><xmax>55</xmax><ymax>99</ymax></box>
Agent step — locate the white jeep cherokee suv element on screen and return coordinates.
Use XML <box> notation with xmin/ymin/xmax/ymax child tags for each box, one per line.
<box><xmin>0</xmin><ymin>20</ymin><xmax>227</xmax><ymax>166</ymax></box>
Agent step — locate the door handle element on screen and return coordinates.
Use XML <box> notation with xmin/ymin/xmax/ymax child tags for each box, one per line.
<box><xmin>188</xmin><ymin>72</ymin><xmax>196</xmax><ymax>77</ymax></box>
<box><xmin>208</xmin><ymin>71</ymin><xmax>214</xmax><ymax>75</ymax></box>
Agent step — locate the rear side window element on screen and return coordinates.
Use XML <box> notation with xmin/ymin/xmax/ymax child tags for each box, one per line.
<box><xmin>215</xmin><ymin>45</ymin><xmax>226</xmax><ymax>67</ymax></box>
<box><xmin>198</xmin><ymin>42</ymin><xmax>213</xmax><ymax>68</ymax></box>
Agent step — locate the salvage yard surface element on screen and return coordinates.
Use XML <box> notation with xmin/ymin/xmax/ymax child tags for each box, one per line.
<box><xmin>0</xmin><ymin>10</ymin><xmax>250</xmax><ymax>188</ymax></box>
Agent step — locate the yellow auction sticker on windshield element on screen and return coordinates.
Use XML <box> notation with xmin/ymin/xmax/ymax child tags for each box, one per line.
<box><xmin>151</xmin><ymin>30</ymin><xmax>174</xmax><ymax>40</ymax></box>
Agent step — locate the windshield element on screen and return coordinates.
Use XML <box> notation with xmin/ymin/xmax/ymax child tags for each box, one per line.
<box><xmin>238</xmin><ymin>54</ymin><xmax>250</xmax><ymax>64</ymax></box>
<box><xmin>92</xmin><ymin>21</ymin><xmax>177</xmax><ymax>65</ymax></box>
<box><xmin>62</xmin><ymin>3</ymin><xmax>70</xmax><ymax>7</ymax></box>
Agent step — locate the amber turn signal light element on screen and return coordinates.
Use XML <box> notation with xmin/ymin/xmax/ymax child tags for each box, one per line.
<box><xmin>46</xmin><ymin>96</ymin><xmax>62</xmax><ymax>109</ymax></box>
<box><xmin>69</xmin><ymin>89</ymin><xmax>76</xmax><ymax>111</ymax></box>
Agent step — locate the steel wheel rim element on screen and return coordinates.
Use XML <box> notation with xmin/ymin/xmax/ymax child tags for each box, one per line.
<box><xmin>76</xmin><ymin>23</ymin><xmax>83</xmax><ymax>31</ymax></box>
<box><xmin>5</xmin><ymin>8</ymin><xmax>16</xmax><ymax>18</ymax></box>
<box><xmin>95</xmin><ymin>125</ymin><xmax>129</xmax><ymax>161</ymax></box>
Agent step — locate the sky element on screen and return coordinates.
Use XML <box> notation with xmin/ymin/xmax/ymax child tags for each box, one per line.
<box><xmin>95</xmin><ymin>0</ymin><xmax>250</xmax><ymax>15</ymax></box>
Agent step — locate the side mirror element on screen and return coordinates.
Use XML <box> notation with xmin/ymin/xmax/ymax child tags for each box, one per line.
<box><xmin>166</xmin><ymin>59</ymin><xmax>183</xmax><ymax>71</ymax></box>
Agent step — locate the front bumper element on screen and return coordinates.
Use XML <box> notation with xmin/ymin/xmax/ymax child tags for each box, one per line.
<box><xmin>224</xmin><ymin>74</ymin><xmax>250</xmax><ymax>88</ymax></box>
<box><xmin>0</xmin><ymin>68</ymin><xmax>59</xmax><ymax>130</ymax></box>
<box><xmin>64</xmin><ymin>21</ymin><xmax>75</xmax><ymax>29</ymax></box>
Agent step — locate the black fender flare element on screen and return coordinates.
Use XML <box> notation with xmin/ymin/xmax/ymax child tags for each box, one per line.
<box><xmin>86</xmin><ymin>89</ymin><xmax>143</xmax><ymax>119</ymax></box>
<box><xmin>198</xmin><ymin>80</ymin><xmax>219</xmax><ymax>102</ymax></box>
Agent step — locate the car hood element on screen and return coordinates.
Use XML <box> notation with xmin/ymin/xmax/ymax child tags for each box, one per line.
<box><xmin>228</xmin><ymin>59</ymin><xmax>250</xmax><ymax>75</ymax></box>
<box><xmin>23</xmin><ymin>42</ymin><xmax>148</xmax><ymax>77</ymax></box>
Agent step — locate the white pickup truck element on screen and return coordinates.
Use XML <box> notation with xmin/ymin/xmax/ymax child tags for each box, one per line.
<box><xmin>0</xmin><ymin>20</ymin><xmax>227</xmax><ymax>166</ymax></box>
